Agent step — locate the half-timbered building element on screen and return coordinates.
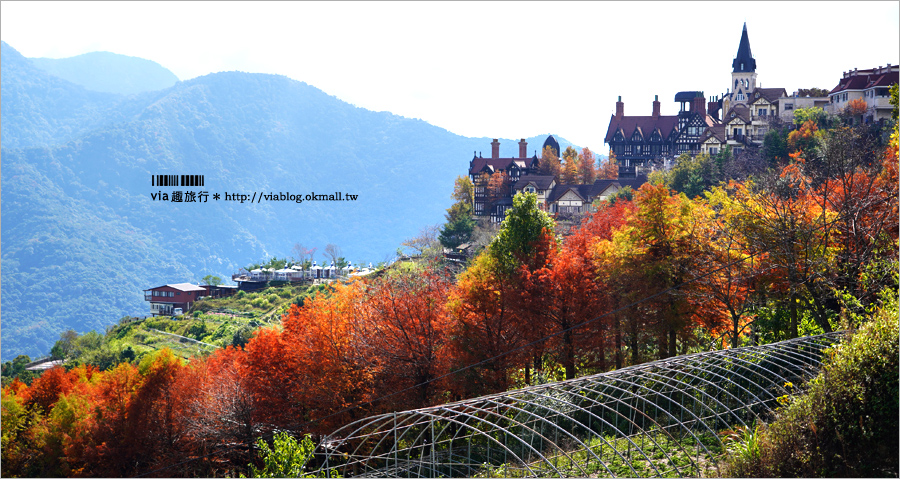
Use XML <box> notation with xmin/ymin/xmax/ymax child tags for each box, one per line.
<box><xmin>606</xmin><ymin>23</ymin><xmax>791</xmax><ymax>162</ymax></box>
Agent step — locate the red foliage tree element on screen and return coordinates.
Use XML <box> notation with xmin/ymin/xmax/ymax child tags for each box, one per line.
<box><xmin>354</xmin><ymin>271</ymin><xmax>452</xmax><ymax>410</ymax></box>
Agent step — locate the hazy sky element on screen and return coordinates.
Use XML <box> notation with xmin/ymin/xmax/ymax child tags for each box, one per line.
<box><xmin>2</xmin><ymin>1</ymin><xmax>898</xmax><ymax>149</ymax></box>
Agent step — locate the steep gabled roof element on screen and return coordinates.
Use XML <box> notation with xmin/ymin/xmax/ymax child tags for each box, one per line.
<box><xmin>752</xmin><ymin>87</ymin><xmax>787</xmax><ymax>104</ymax></box>
<box><xmin>732</xmin><ymin>23</ymin><xmax>756</xmax><ymax>73</ymax></box>
<box><xmin>724</xmin><ymin>104</ymin><xmax>751</xmax><ymax>124</ymax></box>
<box><xmin>701</xmin><ymin>125</ymin><xmax>727</xmax><ymax>143</ymax></box>
<box><xmin>513</xmin><ymin>175</ymin><xmax>556</xmax><ymax>191</ymax></box>
<box><xmin>605</xmin><ymin>115</ymin><xmax>679</xmax><ymax>144</ymax></box>
<box><xmin>547</xmin><ymin>184</ymin><xmax>590</xmax><ymax>204</ymax></box>
<box><xmin>469</xmin><ymin>157</ymin><xmax>518</xmax><ymax>176</ymax></box>
<box><xmin>589</xmin><ymin>179</ymin><xmax>622</xmax><ymax>198</ymax></box>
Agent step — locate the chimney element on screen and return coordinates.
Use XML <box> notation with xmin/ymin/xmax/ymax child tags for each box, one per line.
<box><xmin>708</xmin><ymin>97</ymin><xmax>718</xmax><ymax>120</ymax></box>
<box><xmin>691</xmin><ymin>95</ymin><xmax>705</xmax><ymax>114</ymax></box>
<box><xmin>616</xmin><ymin>96</ymin><xmax>624</xmax><ymax>119</ymax></box>
<box><xmin>518</xmin><ymin>138</ymin><xmax>527</xmax><ymax>158</ymax></box>
<box><xmin>491</xmin><ymin>139</ymin><xmax>500</xmax><ymax>159</ymax></box>
<box><xmin>652</xmin><ymin>95</ymin><xmax>660</xmax><ymax>119</ymax></box>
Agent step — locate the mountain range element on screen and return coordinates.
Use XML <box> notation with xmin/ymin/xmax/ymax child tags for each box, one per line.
<box><xmin>0</xmin><ymin>41</ymin><xmax>581</xmax><ymax>360</ymax></box>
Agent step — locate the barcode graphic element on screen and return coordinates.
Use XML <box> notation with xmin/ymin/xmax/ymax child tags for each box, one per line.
<box><xmin>152</xmin><ymin>175</ymin><xmax>205</xmax><ymax>187</ymax></box>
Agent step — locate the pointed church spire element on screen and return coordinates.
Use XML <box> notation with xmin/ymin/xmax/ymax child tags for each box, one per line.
<box><xmin>732</xmin><ymin>22</ymin><xmax>756</xmax><ymax>73</ymax></box>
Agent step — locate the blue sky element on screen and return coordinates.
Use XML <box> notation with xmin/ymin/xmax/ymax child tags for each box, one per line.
<box><xmin>2</xmin><ymin>1</ymin><xmax>898</xmax><ymax>149</ymax></box>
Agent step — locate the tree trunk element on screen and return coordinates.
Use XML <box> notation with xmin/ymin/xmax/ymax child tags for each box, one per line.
<box><xmin>668</xmin><ymin>329</ymin><xmax>677</xmax><ymax>358</ymax></box>
<box><xmin>614</xmin><ymin>313</ymin><xmax>623</xmax><ymax>369</ymax></box>
<box><xmin>563</xmin><ymin>329</ymin><xmax>576</xmax><ymax>380</ymax></box>
<box><xmin>789</xmin><ymin>293</ymin><xmax>798</xmax><ymax>339</ymax></box>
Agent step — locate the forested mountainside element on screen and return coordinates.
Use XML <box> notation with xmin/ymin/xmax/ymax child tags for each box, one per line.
<box><xmin>30</xmin><ymin>50</ymin><xmax>179</xmax><ymax>96</ymax></box>
<box><xmin>1</xmin><ymin>41</ymin><xmax>576</xmax><ymax>360</ymax></box>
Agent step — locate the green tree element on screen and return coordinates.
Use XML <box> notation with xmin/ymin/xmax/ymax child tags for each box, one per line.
<box><xmin>246</xmin><ymin>432</ymin><xmax>318</xmax><ymax>478</ymax></box>
<box><xmin>50</xmin><ymin>329</ymin><xmax>79</xmax><ymax>359</ymax></box>
<box><xmin>762</xmin><ymin>128</ymin><xmax>789</xmax><ymax>166</ymax></box>
<box><xmin>439</xmin><ymin>214</ymin><xmax>476</xmax><ymax>249</ymax></box>
<box><xmin>488</xmin><ymin>192</ymin><xmax>557</xmax><ymax>275</ymax></box>
<box><xmin>439</xmin><ymin>176</ymin><xmax>476</xmax><ymax>249</ymax></box>
<box><xmin>605</xmin><ymin>186</ymin><xmax>634</xmax><ymax>206</ymax></box>
<box><xmin>793</xmin><ymin>107</ymin><xmax>828</xmax><ymax>129</ymax></box>
<box><xmin>795</xmin><ymin>87</ymin><xmax>830</xmax><ymax>98</ymax></box>
<box><xmin>202</xmin><ymin>275</ymin><xmax>223</xmax><ymax>286</ymax></box>
<box><xmin>1</xmin><ymin>355</ymin><xmax>36</xmax><ymax>386</ymax></box>
<box><xmin>890</xmin><ymin>83</ymin><xmax>898</xmax><ymax>122</ymax></box>
<box><xmin>720</xmin><ymin>287</ymin><xmax>898</xmax><ymax>477</ymax></box>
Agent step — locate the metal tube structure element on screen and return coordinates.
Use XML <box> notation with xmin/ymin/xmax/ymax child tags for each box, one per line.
<box><xmin>314</xmin><ymin>332</ymin><xmax>843</xmax><ymax>477</ymax></box>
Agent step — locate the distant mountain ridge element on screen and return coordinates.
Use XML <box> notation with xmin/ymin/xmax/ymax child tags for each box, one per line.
<box><xmin>30</xmin><ymin>50</ymin><xmax>180</xmax><ymax>96</ymax></box>
<box><xmin>0</xmin><ymin>41</ymin><xmax>580</xmax><ymax>360</ymax></box>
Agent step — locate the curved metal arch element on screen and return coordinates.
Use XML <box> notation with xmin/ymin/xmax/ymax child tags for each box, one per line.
<box><xmin>314</xmin><ymin>332</ymin><xmax>844</xmax><ymax>477</ymax></box>
<box><xmin>531</xmin><ymin>380</ymin><xmax>707</xmax><ymax>477</ymax></box>
<box><xmin>501</xmin><ymin>386</ymin><xmax>666</xmax><ymax>477</ymax></box>
<box><xmin>566</xmin><ymin>374</ymin><xmax>717</xmax><ymax>473</ymax></box>
<box><xmin>322</xmin><ymin>404</ymin><xmax>552</xmax><ymax>477</ymax></box>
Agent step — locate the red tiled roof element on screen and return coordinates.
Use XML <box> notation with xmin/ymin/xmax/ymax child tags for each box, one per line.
<box><xmin>830</xmin><ymin>71</ymin><xmax>899</xmax><ymax>95</ymax></box>
<box><xmin>605</xmin><ymin>114</ymin><xmax>679</xmax><ymax>144</ymax></box>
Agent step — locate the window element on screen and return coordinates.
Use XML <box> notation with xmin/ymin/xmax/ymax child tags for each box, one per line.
<box><xmin>525</xmin><ymin>186</ymin><xmax>535</xmax><ymax>193</ymax></box>
<box><xmin>784</xmin><ymin>103</ymin><xmax>794</xmax><ymax>110</ymax></box>
<box><xmin>624</xmin><ymin>145</ymin><xmax>632</xmax><ymax>155</ymax></box>
<box><xmin>710</xmin><ymin>147</ymin><xmax>719</xmax><ymax>155</ymax></box>
<box><xmin>736</xmin><ymin>93</ymin><xmax>744</xmax><ymax>101</ymax></box>
<box><xmin>758</xmin><ymin>109</ymin><xmax>767</xmax><ymax>116</ymax></box>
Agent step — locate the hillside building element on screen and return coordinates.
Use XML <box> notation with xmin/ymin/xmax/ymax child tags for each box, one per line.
<box><xmin>144</xmin><ymin>283</ymin><xmax>206</xmax><ymax>316</ymax></box>
<box><xmin>605</xmin><ymin>23</ymin><xmax>793</xmax><ymax>161</ymax></box>
<box><xmin>827</xmin><ymin>64</ymin><xmax>898</xmax><ymax>124</ymax></box>
<box><xmin>468</xmin><ymin>135</ymin><xmax>647</xmax><ymax>222</ymax></box>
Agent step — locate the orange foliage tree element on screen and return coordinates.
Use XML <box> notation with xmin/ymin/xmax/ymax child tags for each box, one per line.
<box><xmin>577</xmin><ymin>147</ymin><xmax>598</xmax><ymax>185</ymax></box>
<box><xmin>598</xmin><ymin>150</ymin><xmax>619</xmax><ymax>179</ymax></box>
<box><xmin>447</xmin><ymin>252</ymin><xmax>530</xmax><ymax>397</ymax></box>
<box><xmin>594</xmin><ymin>184</ymin><xmax>706</xmax><ymax>361</ymax></box>
<box><xmin>355</xmin><ymin>271</ymin><xmax>452</xmax><ymax>410</ymax></box>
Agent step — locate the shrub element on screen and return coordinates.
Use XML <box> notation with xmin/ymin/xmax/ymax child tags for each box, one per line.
<box><xmin>245</xmin><ymin>432</ymin><xmax>316</xmax><ymax>478</ymax></box>
<box><xmin>719</xmin><ymin>291</ymin><xmax>899</xmax><ymax>477</ymax></box>
<box><xmin>251</xmin><ymin>298</ymin><xmax>267</xmax><ymax>308</ymax></box>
